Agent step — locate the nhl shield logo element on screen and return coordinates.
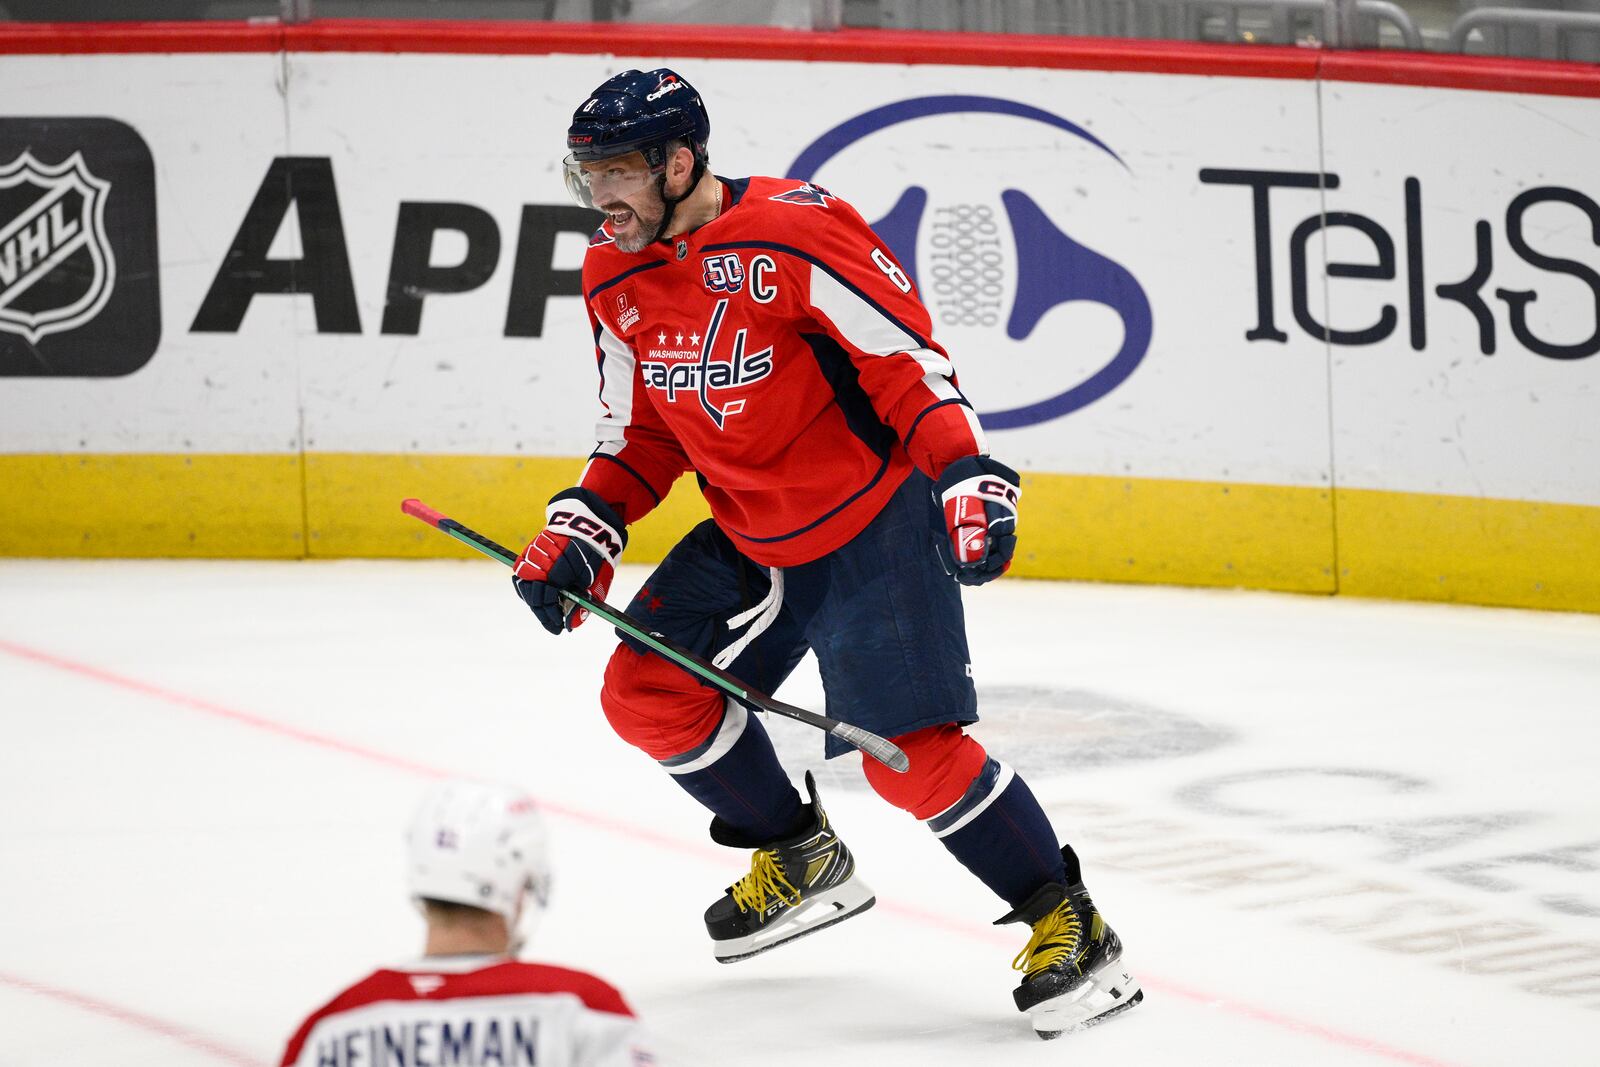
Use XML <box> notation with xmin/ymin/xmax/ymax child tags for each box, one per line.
<box><xmin>0</xmin><ymin>150</ymin><xmax>116</xmax><ymax>344</ymax></box>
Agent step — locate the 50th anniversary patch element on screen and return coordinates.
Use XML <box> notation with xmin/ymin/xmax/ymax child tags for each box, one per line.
<box><xmin>0</xmin><ymin>118</ymin><xmax>160</xmax><ymax>377</ymax></box>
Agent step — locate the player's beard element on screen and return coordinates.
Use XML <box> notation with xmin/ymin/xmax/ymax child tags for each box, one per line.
<box><xmin>603</xmin><ymin>189</ymin><xmax>667</xmax><ymax>254</ymax></box>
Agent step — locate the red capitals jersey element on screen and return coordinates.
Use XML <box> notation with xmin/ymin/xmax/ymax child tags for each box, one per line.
<box><xmin>578</xmin><ymin>175</ymin><xmax>987</xmax><ymax>567</ymax></box>
<box><xmin>280</xmin><ymin>955</ymin><xmax>652</xmax><ymax>1067</ymax></box>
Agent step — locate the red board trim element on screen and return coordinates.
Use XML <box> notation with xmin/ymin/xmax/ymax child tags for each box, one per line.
<box><xmin>0</xmin><ymin>20</ymin><xmax>283</xmax><ymax>54</ymax></box>
<box><xmin>1318</xmin><ymin>49</ymin><xmax>1600</xmax><ymax>97</ymax></box>
<box><xmin>3</xmin><ymin>19</ymin><xmax>1598</xmax><ymax>98</ymax></box>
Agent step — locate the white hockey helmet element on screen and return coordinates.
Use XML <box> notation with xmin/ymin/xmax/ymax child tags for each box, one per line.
<box><xmin>405</xmin><ymin>780</ymin><xmax>553</xmax><ymax>931</ymax></box>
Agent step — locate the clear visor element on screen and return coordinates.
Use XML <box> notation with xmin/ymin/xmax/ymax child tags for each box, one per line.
<box><xmin>562</xmin><ymin>152</ymin><xmax>663</xmax><ymax>210</ymax></box>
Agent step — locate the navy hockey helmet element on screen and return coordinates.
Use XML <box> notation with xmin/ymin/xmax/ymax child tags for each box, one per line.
<box><xmin>566</xmin><ymin>68</ymin><xmax>710</xmax><ymax>169</ymax></box>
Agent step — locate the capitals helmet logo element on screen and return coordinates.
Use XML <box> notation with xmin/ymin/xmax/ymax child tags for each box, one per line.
<box><xmin>0</xmin><ymin>150</ymin><xmax>115</xmax><ymax>344</ymax></box>
<box><xmin>788</xmin><ymin>97</ymin><xmax>1152</xmax><ymax>430</ymax></box>
<box><xmin>646</xmin><ymin>73</ymin><xmax>686</xmax><ymax>102</ymax></box>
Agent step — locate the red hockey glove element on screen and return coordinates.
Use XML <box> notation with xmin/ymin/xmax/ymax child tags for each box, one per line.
<box><xmin>933</xmin><ymin>455</ymin><xmax>1020</xmax><ymax>587</ymax></box>
<box><xmin>512</xmin><ymin>488</ymin><xmax>627</xmax><ymax>634</ymax></box>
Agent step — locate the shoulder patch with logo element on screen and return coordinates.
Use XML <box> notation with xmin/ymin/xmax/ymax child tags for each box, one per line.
<box><xmin>610</xmin><ymin>285</ymin><xmax>642</xmax><ymax>335</ymax></box>
<box><xmin>769</xmin><ymin>182</ymin><xmax>836</xmax><ymax>208</ymax></box>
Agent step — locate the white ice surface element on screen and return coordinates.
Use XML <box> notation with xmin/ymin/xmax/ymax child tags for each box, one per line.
<box><xmin>1</xmin><ymin>560</ymin><xmax>1598</xmax><ymax>1067</ymax></box>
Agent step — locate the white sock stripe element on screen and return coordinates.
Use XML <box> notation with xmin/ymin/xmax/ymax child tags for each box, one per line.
<box><xmin>926</xmin><ymin>758</ymin><xmax>995</xmax><ymax>832</ymax></box>
<box><xmin>928</xmin><ymin>759</ymin><xmax>1016</xmax><ymax>839</ymax></box>
<box><xmin>659</xmin><ymin>698</ymin><xmax>749</xmax><ymax>775</ymax></box>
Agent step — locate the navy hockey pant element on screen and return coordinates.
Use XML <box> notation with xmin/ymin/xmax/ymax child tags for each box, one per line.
<box><xmin>599</xmin><ymin>470</ymin><xmax>1069</xmax><ymax>908</ymax></box>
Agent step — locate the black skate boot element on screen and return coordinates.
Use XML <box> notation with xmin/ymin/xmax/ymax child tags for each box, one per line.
<box><xmin>704</xmin><ymin>771</ymin><xmax>875</xmax><ymax>963</ymax></box>
<box><xmin>996</xmin><ymin>849</ymin><xmax>1143</xmax><ymax>1039</ymax></box>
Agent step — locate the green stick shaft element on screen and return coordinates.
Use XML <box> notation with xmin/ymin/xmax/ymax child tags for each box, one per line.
<box><xmin>432</xmin><ymin>517</ymin><xmax>749</xmax><ymax>698</ymax></box>
<box><xmin>401</xmin><ymin>498</ymin><xmax>908</xmax><ymax>772</ymax></box>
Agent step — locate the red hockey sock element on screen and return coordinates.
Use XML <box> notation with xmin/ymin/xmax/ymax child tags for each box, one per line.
<box><xmin>860</xmin><ymin>723</ymin><xmax>989</xmax><ymax>820</ymax></box>
<box><xmin>602</xmin><ymin>644</ymin><xmax>805</xmax><ymax>843</ymax></box>
<box><xmin>600</xmin><ymin>645</ymin><xmax>725</xmax><ymax>760</ymax></box>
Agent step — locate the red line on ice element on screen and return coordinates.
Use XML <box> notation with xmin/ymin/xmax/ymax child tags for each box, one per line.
<box><xmin>0</xmin><ymin>969</ymin><xmax>266</xmax><ymax>1066</ymax></box>
<box><xmin>1</xmin><ymin>637</ymin><xmax>1467</xmax><ymax>1067</ymax></box>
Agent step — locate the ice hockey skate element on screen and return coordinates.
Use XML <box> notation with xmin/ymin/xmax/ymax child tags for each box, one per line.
<box><xmin>997</xmin><ymin>851</ymin><xmax>1144</xmax><ymax>1039</ymax></box>
<box><xmin>704</xmin><ymin>771</ymin><xmax>875</xmax><ymax>962</ymax></box>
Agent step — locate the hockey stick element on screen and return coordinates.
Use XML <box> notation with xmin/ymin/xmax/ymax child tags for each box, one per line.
<box><xmin>401</xmin><ymin>499</ymin><xmax>910</xmax><ymax>773</ymax></box>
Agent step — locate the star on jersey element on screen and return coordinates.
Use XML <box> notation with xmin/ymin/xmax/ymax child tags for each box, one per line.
<box><xmin>657</xmin><ymin>330</ymin><xmax>666</xmax><ymax>343</ymax></box>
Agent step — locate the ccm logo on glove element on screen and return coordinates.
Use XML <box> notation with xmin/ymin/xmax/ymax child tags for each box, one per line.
<box><xmin>976</xmin><ymin>479</ymin><xmax>1019</xmax><ymax>504</ymax></box>
<box><xmin>546</xmin><ymin>509</ymin><xmax>625</xmax><ymax>561</ymax></box>
<box><xmin>934</xmin><ymin>456</ymin><xmax>1021</xmax><ymax>586</ymax></box>
<box><xmin>513</xmin><ymin>489</ymin><xmax>628</xmax><ymax>634</ymax></box>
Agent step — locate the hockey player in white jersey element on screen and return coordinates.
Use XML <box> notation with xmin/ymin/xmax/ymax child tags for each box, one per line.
<box><xmin>280</xmin><ymin>780</ymin><xmax>654</xmax><ymax>1067</ymax></box>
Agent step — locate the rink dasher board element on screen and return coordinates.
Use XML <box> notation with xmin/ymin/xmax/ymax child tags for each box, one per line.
<box><xmin>0</xmin><ymin>38</ymin><xmax>1595</xmax><ymax>612</ymax></box>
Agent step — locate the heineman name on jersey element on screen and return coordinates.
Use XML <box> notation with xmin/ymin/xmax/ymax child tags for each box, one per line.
<box><xmin>307</xmin><ymin>1010</ymin><xmax>539</xmax><ymax>1067</ymax></box>
<box><xmin>280</xmin><ymin>959</ymin><xmax>651</xmax><ymax>1067</ymax></box>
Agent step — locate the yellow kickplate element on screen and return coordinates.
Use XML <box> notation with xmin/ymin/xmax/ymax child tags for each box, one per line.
<box><xmin>0</xmin><ymin>453</ymin><xmax>305</xmax><ymax>558</ymax></box>
<box><xmin>1013</xmin><ymin>471</ymin><xmax>1336</xmax><ymax>594</ymax></box>
<box><xmin>1337</xmin><ymin>487</ymin><xmax>1600</xmax><ymax>613</ymax></box>
<box><xmin>5</xmin><ymin>453</ymin><xmax>1596</xmax><ymax>613</ymax></box>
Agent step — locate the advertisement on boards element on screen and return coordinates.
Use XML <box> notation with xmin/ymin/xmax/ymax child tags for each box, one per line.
<box><xmin>0</xmin><ymin>45</ymin><xmax>1595</xmax><ymax>606</ymax></box>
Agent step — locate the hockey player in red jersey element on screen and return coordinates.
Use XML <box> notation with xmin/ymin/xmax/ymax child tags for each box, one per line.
<box><xmin>280</xmin><ymin>781</ymin><xmax>654</xmax><ymax>1067</ymax></box>
<box><xmin>513</xmin><ymin>68</ymin><xmax>1142</xmax><ymax>1038</ymax></box>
